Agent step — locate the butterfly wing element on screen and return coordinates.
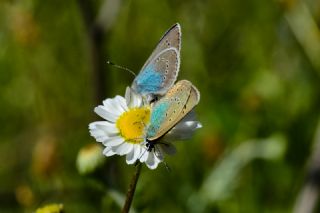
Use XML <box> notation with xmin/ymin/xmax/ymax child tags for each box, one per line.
<box><xmin>142</xmin><ymin>23</ymin><xmax>181</xmax><ymax>69</ymax></box>
<box><xmin>132</xmin><ymin>23</ymin><xmax>181</xmax><ymax>96</ymax></box>
<box><xmin>147</xmin><ymin>80</ymin><xmax>200</xmax><ymax>141</ymax></box>
<box><xmin>132</xmin><ymin>47</ymin><xmax>179</xmax><ymax>96</ymax></box>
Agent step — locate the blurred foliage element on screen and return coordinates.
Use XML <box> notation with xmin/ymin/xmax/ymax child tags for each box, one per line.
<box><xmin>1</xmin><ymin>0</ymin><xmax>320</xmax><ymax>212</ymax></box>
<box><xmin>35</xmin><ymin>203</ymin><xmax>64</xmax><ymax>213</ymax></box>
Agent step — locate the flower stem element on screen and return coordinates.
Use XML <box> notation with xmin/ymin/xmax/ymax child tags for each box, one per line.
<box><xmin>122</xmin><ymin>162</ymin><xmax>142</xmax><ymax>213</ymax></box>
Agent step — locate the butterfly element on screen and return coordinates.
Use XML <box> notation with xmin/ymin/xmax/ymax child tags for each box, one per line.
<box><xmin>131</xmin><ymin>23</ymin><xmax>181</xmax><ymax>99</ymax></box>
<box><xmin>145</xmin><ymin>80</ymin><xmax>200</xmax><ymax>154</ymax></box>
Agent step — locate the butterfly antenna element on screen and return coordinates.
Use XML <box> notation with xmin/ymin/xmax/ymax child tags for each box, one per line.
<box><xmin>107</xmin><ymin>61</ymin><xmax>136</xmax><ymax>77</ymax></box>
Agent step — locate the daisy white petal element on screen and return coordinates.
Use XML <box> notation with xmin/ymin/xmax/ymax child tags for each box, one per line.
<box><xmin>132</xmin><ymin>92</ymin><xmax>142</xmax><ymax>107</ymax></box>
<box><xmin>103</xmin><ymin>97</ymin><xmax>124</xmax><ymax>113</ymax></box>
<box><xmin>123</xmin><ymin>143</ymin><xmax>134</xmax><ymax>155</ymax></box>
<box><xmin>133</xmin><ymin>145</ymin><xmax>142</xmax><ymax>162</ymax></box>
<box><xmin>103</xmin><ymin>146</ymin><xmax>116</xmax><ymax>156</ymax></box>
<box><xmin>125</xmin><ymin>150</ymin><xmax>135</xmax><ymax>164</ymax></box>
<box><xmin>125</xmin><ymin>87</ymin><xmax>142</xmax><ymax>108</ymax></box>
<box><xmin>146</xmin><ymin>153</ymin><xmax>155</xmax><ymax>167</ymax></box>
<box><xmin>113</xmin><ymin>143</ymin><xmax>134</xmax><ymax>156</ymax></box>
<box><xmin>90</xmin><ymin>134</ymin><xmax>109</xmax><ymax>143</ymax></box>
<box><xmin>154</xmin><ymin>153</ymin><xmax>162</xmax><ymax>165</ymax></box>
<box><xmin>102</xmin><ymin>136</ymin><xmax>124</xmax><ymax>146</ymax></box>
<box><xmin>175</xmin><ymin>121</ymin><xmax>200</xmax><ymax>130</ymax></box>
<box><xmin>90</xmin><ymin>121</ymin><xmax>119</xmax><ymax>135</ymax></box>
<box><xmin>165</xmin><ymin>122</ymin><xmax>201</xmax><ymax>140</ymax></box>
<box><xmin>90</xmin><ymin>121</ymin><xmax>116</xmax><ymax>129</ymax></box>
<box><xmin>126</xmin><ymin>147</ymin><xmax>140</xmax><ymax>165</ymax></box>
<box><xmin>125</xmin><ymin>87</ymin><xmax>132</xmax><ymax>107</ymax></box>
<box><xmin>145</xmin><ymin>153</ymin><xmax>158</xmax><ymax>170</ymax></box>
<box><xmin>115</xmin><ymin>95</ymin><xmax>128</xmax><ymax>112</ymax></box>
<box><xmin>139</xmin><ymin>149</ymin><xmax>149</xmax><ymax>163</ymax></box>
<box><xmin>94</xmin><ymin>106</ymin><xmax>118</xmax><ymax>123</ymax></box>
<box><xmin>164</xmin><ymin>110</ymin><xmax>202</xmax><ymax>141</ymax></box>
<box><xmin>89</xmin><ymin>127</ymin><xmax>111</xmax><ymax>143</ymax></box>
<box><xmin>89</xmin><ymin>128</ymin><xmax>106</xmax><ymax>141</ymax></box>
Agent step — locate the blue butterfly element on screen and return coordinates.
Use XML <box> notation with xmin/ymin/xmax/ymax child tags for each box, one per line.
<box><xmin>134</xmin><ymin>80</ymin><xmax>200</xmax><ymax>169</ymax></box>
<box><xmin>147</xmin><ymin>80</ymin><xmax>200</xmax><ymax>141</ymax></box>
<box><xmin>131</xmin><ymin>23</ymin><xmax>181</xmax><ymax>98</ymax></box>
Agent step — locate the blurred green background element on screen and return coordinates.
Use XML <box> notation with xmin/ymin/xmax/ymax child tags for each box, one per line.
<box><xmin>1</xmin><ymin>0</ymin><xmax>320</xmax><ymax>212</ymax></box>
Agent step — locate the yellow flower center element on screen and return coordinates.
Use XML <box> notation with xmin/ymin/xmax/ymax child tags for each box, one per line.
<box><xmin>116</xmin><ymin>107</ymin><xmax>150</xmax><ymax>144</ymax></box>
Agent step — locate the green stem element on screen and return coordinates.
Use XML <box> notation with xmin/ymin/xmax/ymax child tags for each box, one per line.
<box><xmin>122</xmin><ymin>163</ymin><xmax>142</xmax><ymax>213</ymax></box>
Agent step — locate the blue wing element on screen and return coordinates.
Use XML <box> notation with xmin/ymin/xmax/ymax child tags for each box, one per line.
<box><xmin>132</xmin><ymin>47</ymin><xmax>179</xmax><ymax>96</ymax></box>
<box><xmin>131</xmin><ymin>23</ymin><xmax>181</xmax><ymax>96</ymax></box>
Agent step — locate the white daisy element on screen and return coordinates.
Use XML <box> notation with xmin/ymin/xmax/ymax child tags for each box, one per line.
<box><xmin>89</xmin><ymin>87</ymin><xmax>162</xmax><ymax>169</ymax></box>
